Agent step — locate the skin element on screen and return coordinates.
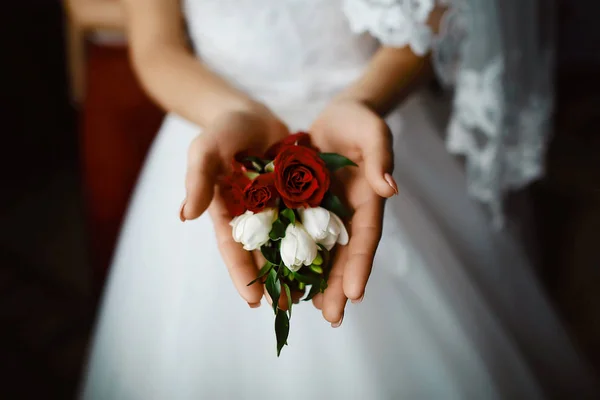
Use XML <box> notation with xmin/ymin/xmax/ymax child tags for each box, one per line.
<box><xmin>121</xmin><ymin>0</ymin><xmax>439</xmax><ymax>326</ymax></box>
<box><xmin>66</xmin><ymin>0</ymin><xmax>127</xmax><ymax>31</ymax></box>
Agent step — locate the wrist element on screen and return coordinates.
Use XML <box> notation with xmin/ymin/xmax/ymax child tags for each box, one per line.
<box><xmin>330</xmin><ymin>94</ymin><xmax>379</xmax><ymax>116</ymax></box>
<box><xmin>209</xmin><ymin>100</ymin><xmax>287</xmax><ymax>140</ymax></box>
<box><xmin>334</xmin><ymin>47</ymin><xmax>433</xmax><ymax>117</ymax></box>
<box><xmin>209</xmin><ymin>97</ymin><xmax>272</xmax><ymax>125</ymax></box>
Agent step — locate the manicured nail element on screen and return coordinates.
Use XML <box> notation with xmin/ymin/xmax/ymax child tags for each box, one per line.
<box><xmin>384</xmin><ymin>173</ymin><xmax>399</xmax><ymax>195</ymax></box>
<box><xmin>179</xmin><ymin>198</ymin><xmax>187</xmax><ymax>222</ymax></box>
<box><xmin>248</xmin><ymin>302</ymin><xmax>261</xmax><ymax>309</ymax></box>
<box><xmin>331</xmin><ymin>314</ymin><xmax>344</xmax><ymax>328</ymax></box>
<box><xmin>351</xmin><ymin>294</ymin><xmax>364</xmax><ymax>304</ymax></box>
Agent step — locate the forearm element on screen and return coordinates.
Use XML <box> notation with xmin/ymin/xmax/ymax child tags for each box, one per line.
<box><xmin>338</xmin><ymin>6</ymin><xmax>447</xmax><ymax>117</ymax></box>
<box><xmin>124</xmin><ymin>0</ymin><xmax>261</xmax><ymax>128</ymax></box>
<box><xmin>66</xmin><ymin>0</ymin><xmax>126</xmax><ymax>31</ymax></box>
<box><xmin>337</xmin><ymin>46</ymin><xmax>432</xmax><ymax>117</ymax></box>
<box><xmin>131</xmin><ymin>45</ymin><xmax>260</xmax><ymax>128</ymax></box>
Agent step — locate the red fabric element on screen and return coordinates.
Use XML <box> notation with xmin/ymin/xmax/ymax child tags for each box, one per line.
<box><xmin>81</xmin><ymin>43</ymin><xmax>164</xmax><ymax>287</ymax></box>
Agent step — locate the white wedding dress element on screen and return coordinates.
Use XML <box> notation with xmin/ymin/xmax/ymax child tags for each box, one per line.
<box><xmin>81</xmin><ymin>1</ymin><xmax>596</xmax><ymax>399</ymax></box>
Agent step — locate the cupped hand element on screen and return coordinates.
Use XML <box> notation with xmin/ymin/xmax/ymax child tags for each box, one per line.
<box><xmin>180</xmin><ymin>105</ymin><xmax>291</xmax><ymax>308</ymax></box>
<box><xmin>309</xmin><ymin>99</ymin><xmax>397</xmax><ymax>327</ymax></box>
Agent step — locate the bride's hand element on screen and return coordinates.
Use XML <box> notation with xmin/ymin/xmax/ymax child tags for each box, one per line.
<box><xmin>180</xmin><ymin>105</ymin><xmax>290</xmax><ymax>308</ymax></box>
<box><xmin>309</xmin><ymin>98</ymin><xmax>397</xmax><ymax>327</ymax></box>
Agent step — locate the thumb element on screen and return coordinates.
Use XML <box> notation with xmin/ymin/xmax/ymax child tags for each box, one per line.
<box><xmin>182</xmin><ymin>134</ymin><xmax>221</xmax><ymax>220</ymax></box>
<box><xmin>362</xmin><ymin>127</ymin><xmax>397</xmax><ymax>198</ymax></box>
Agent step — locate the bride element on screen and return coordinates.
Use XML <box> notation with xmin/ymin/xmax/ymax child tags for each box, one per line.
<box><xmin>81</xmin><ymin>0</ymin><xmax>597</xmax><ymax>398</ymax></box>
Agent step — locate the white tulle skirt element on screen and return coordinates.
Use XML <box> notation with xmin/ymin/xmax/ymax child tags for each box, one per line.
<box><xmin>80</xmin><ymin>93</ymin><xmax>596</xmax><ymax>399</ymax></box>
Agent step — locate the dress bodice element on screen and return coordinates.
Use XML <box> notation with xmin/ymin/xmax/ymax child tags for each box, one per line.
<box><xmin>182</xmin><ymin>0</ymin><xmax>379</xmax><ymax>103</ymax></box>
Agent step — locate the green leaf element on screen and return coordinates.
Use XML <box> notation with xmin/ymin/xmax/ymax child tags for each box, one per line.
<box><xmin>280</xmin><ymin>208</ymin><xmax>296</xmax><ymax>225</ymax></box>
<box><xmin>321</xmin><ymin>192</ymin><xmax>352</xmax><ymax>218</ymax></box>
<box><xmin>293</xmin><ymin>271</ymin><xmax>320</xmax><ymax>285</ymax></box>
<box><xmin>269</xmin><ymin>219</ymin><xmax>287</xmax><ymax>241</ymax></box>
<box><xmin>319</xmin><ymin>153</ymin><xmax>358</xmax><ymax>172</ymax></box>
<box><xmin>265</xmin><ymin>268</ymin><xmax>281</xmax><ymax>314</ymax></box>
<box><xmin>275</xmin><ymin>309</ymin><xmax>290</xmax><ymax>357</ymax></box>
<box><xmin>282</xmin><ymin>282</ymin><xmax>293</xmax><ymax>319</ymax></box>
<box><xmin>276</xmin><ymin>262</ymin><xmax>285</xmax><ymax>280</ymax></box>
<box><xmin>246</xmin><ymin>262</ymin><xmax>273</xmax><ymax>286</ymax></box>
<box><xmin>261</xmin><ymin>245</ymin><xmax>281</xmax><ymax>266</ymax></box>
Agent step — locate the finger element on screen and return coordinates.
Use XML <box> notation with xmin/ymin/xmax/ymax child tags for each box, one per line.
<box><xmin>322</xmin><ymin>247</ymin><xmax>348</xmax><ymax>327</ymax></box>
<box><xmin>279</xmin><ymin>288</ymin><xmax>291</xmax><ymax>310</ymax></box>
<box><xmin>183</xmin><ymin>134</ymin><xmax>221</xmax><ymax>220</ymax></box>
<box><xmin>210</xmin><ymin>202</ymin><xmax>263</xmax><ymax>306</ymax></box>
<box><xmin>252</xmin><ymin>250</ymin><xmax>267</xmax><ymax>269</ymax></box>
<box><xmin>362</xmin><ymin>121</ymin><xmax>396</xmax><ymax>198</ymax></box>
<box><xmin>343</xmin><ymin>196</ymin><xmax>384</xmax><ymax>301</ymax></box>
<box><xmin>312</xmin><ymin>293</ymin><xmax>323</xmax><ymax>310</ymax></box>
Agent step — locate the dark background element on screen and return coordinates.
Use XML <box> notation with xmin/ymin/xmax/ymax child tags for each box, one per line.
<box><xmin>1</xmin><ymin>3</ymin><xmax>91</xmax><ymax>398</ymax></box>
<box><xmin>0</xmin><ymin>1</ymin><xmax>598</xmax><ymax>398</ymax></box>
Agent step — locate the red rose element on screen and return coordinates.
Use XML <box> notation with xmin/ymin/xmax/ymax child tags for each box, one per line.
<box><xmin>274</xmin><ymin>146</ymin><xmax>330</xmax><ymax>209</ymax></box>
<box><xmin>265</xmin><ymin>132</ymin><xmax>316</xmax><ymax>159</ymax></box>
<box><xmin>219</xmin><ymin>172</ymin><xmax>251</xmax><ymax>217</ymax></box>
<box><xmin>243</xmin><ymin>173</ymin><xmax>277</xmax><ymax>213</ymax></box>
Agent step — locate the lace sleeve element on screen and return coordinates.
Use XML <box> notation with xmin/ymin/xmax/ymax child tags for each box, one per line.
<box><xmin>344</xmin><ymin>0</ymin><xmax>555</xmax><ymax>228</ymax></box>
<box><xmin>342</xmin><ymin>0</ymin><xmax>441</xmax><ymax>56</ymax></box>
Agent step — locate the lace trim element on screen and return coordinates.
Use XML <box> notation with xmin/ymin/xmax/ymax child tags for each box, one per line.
<box><xmin>343</xmin><ymin>0</ymin><xmax>436</xmax><ymax>56</ymax></box>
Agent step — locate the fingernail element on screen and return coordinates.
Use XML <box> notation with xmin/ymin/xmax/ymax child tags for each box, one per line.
<box><xmin>384</xmin><ymin>173</ymin><xmax>399</xmax><ymax>195</ymax></box>
<box><xmin>179</xmin><ymin>198</ymin><xmax>187</xmax><ymax>222</ymax></box>
<box><xmin>351</xmin><ymin>294</ymin><xmax>364</xmax><ymax>304</ymax></box>
<box><xmin>331</xmin><ymin>314</ymin><xmax>344</xmax><ymax>328</ymax></box>
<box><xmin>248</xmin><ymin>302</ymin><xmax>261</xmax><ymax>309</ymax></box>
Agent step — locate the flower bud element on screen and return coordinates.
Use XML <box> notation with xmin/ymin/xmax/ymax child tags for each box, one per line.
<box><xmin>230</xmin><ymin>209</ymin><xmax>277</xmax><ymax>251</ymax></box>
<box><xmin>310</xmin><ymin>265</ymin><xmax>323</xmax><ymax>274</ymax></box>
<box><xmin>298</xmin><ymin>207</ymin><xmax>349</xmax><ymax>251</ymax></box>
<box><xmin>312</xmin><ymin>253</ymin><xmax>324</xmax><ymax>266</ymax></box>
<box><xmin>280</xmin><ymin>223</ymin><xmax>318</xmax><ymax>272</ymax></box>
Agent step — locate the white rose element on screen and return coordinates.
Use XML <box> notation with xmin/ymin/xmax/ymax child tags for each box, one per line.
<box><xmin>230</xmin><ymin>209</ymin><xmax>277</xmax><ymax>251</ymax></box>
<box><xmin>298</xmin><ymin>207</ymin><xmax>349</xmax><ymax>251</ymax></box>
<box><xmin>280</xmin><ymin>223</ymin><xmax>318</xmax><ymax>272</ymax></box>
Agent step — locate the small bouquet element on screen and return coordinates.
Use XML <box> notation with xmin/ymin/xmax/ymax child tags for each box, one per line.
<box><xmin>219</xmin><ymin>132</ymin><xmax>356</xmax><ymax>356</ymax></box>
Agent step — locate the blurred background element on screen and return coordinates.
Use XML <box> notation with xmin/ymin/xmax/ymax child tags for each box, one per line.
<box><xmin>0</xmin><ymin>0</ymin><xmax>598</xmax><ymax>398</ymax></box>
